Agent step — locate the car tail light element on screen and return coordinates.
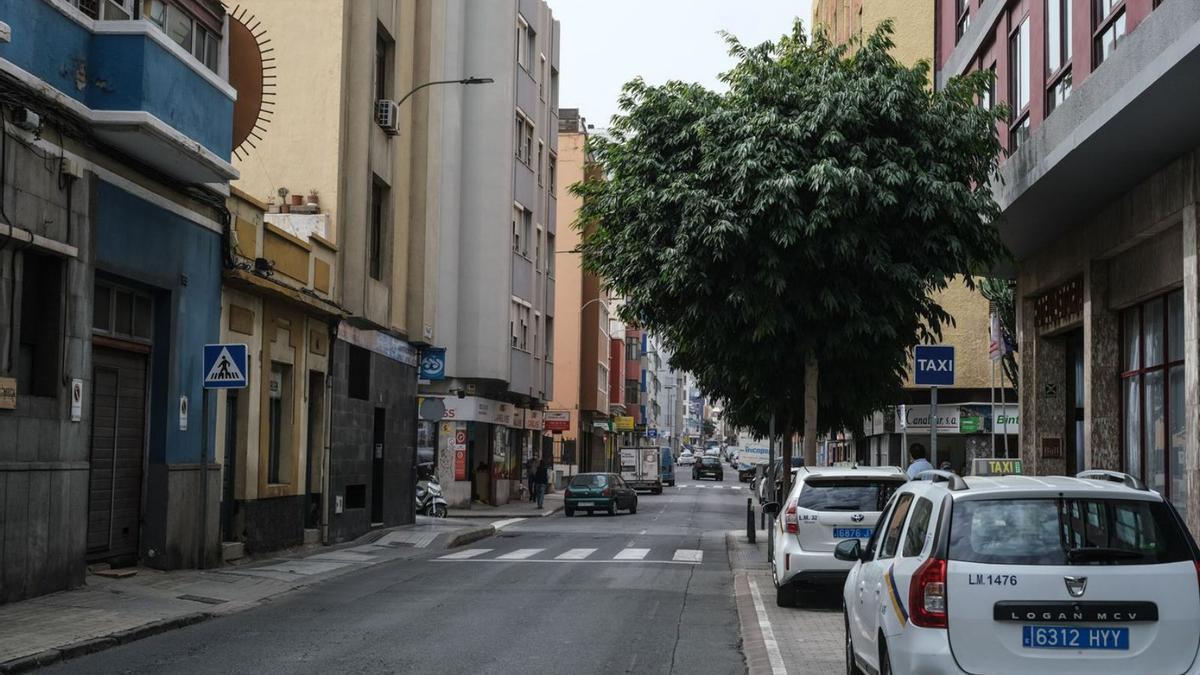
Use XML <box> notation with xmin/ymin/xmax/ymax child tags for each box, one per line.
<box><xmin>602</xmin><ymin>488</ymin><xmax>612</xmax><ymax>497</ymax></box>
<box><xmin>564</xmin><ymin>489</ymin><xmax>572</xmax><ymax>498</ymax></box>
<box><xmin>784</xmin><ymin>503</ymin><xmax>798</xmax><ymax>534</ymax></box>
<box><xmin>909</xmin><ymin>557</ymin><xmax>948</xmax><ymax>629</ymax></box>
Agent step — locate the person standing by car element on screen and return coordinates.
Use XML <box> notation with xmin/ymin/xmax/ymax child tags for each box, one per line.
<box><xmin>534</xmin><ymin>460</ymin><xmax>549</xmax><ymax>510</ymax></box>
<box><xmin>905</xmin><ymin>442</ymin><xmax>933</xmax><ymax>479</ymax></box>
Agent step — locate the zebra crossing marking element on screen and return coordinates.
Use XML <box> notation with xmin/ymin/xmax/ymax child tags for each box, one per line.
<box><xmin>439</xmin><ymin>548</ymin><xmax>492</xmax><ymax>560</ymax></box>
<box><xmin>555</xmin><ymin>548</ymin><xmax>597</xmax><ymax>560</ymax></box>
<box><xmin>496</xmin><ymin>548</ymin><xmax>543</xmax><ymax>560</ymax></box>
<box><xmin>673</xmin><ymin>549</ymin><xmax>704</xmax><ymax>563</ymax></box>
<box><xmin>614</xmin><ymin>548</ymin><xmax>650</xmax><ymax>560</ymax></box>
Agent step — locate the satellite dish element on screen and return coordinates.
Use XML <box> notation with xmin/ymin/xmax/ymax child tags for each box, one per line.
<box><xmin>224</xmin><ymin>3</ymin><xmax>275</xmax><ymax>160</ymax></box>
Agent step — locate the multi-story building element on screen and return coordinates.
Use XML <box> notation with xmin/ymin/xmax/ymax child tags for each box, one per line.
<box><xmin>229</xmin><ymin>0</ymin><xmax>435</xmax><ymax>544</ymax></box>
<box><xmin>935</xmin><ymin>0</ymin><xmax>1200</xmax><ymax>530</ymax></box>
<box><xmin>421</xmin><ymin>0</ymin><xmax>560</xmax><ymax>507</ymax></box>
<box><xmin>815</xmin><ymin>0</ymin><xmax>1017</xmax><ymax>471</ymax></box>
<box><xmin>0</xmin><ymin>0</ymin><xmax>238</xmax><ymax>601</ymax></box>
<box><xmin>546</xmin><ymin>108</ymin><xmax>609</xmax><ymax>479</ymax></box>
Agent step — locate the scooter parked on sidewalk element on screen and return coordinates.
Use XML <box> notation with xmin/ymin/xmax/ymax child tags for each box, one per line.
<box><xmin>415</xmin><ymin>463</ymin><xmax>448</xmax><ymax>518</ymax></box>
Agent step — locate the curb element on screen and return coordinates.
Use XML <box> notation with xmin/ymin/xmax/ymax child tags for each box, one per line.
<box><xmin>0</xmin><ymin>612</ymin><xmax>211</xmax><ymax>674</ymax></box>
<box><xmin>441</xmin><ymin>525</ymin><xmax>496</xmax><ymax>549</ymax></box>
<box><xmin>446</xmin><ymin>504</ymin><xmax>563</xmax><ymax>519</ymax></box>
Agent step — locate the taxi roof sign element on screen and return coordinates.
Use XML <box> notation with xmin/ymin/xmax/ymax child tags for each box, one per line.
<box><xmin>971</xmin><ymin>457</ymin><xmax>1023</xmax><ymax>477</ymax></box>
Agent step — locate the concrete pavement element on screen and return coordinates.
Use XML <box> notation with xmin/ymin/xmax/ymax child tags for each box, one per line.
<box><xmin>0</xmin><ymin>517</ymin><xmax>493</xmax><ymax>674</ymax></box>
<box><xmin>447</xmin><ymin>491</ymin><xmax>564</xmax><ymax>519</ymax></box>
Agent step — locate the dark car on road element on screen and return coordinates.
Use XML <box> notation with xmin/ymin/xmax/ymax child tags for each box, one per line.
<box><xmin>737</xmin><ymin>462</ymin><xmax>756</xmax><ymax>482</ymax></box>
<box><xmin>564</xmin><ymin>473</ymin><xmax>638</xmax><ymax>517</ymax></box>
<box><xmin>692</xmin><ymin>456</ymin><xmax>724</xmax><ymax>481</ymax></box>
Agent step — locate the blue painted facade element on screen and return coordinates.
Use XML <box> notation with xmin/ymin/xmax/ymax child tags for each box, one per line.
<box><xmin>0</xmin><ymin>0</ymin><xmax>234</xmax><ymax>156</ymax></box>
<box><xmin>95</xmin><ymin>181</ymin><xmax>222</xmax><ymax>465</ymax></box>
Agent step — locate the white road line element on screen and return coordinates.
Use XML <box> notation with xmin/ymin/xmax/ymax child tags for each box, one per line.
<box><xmin>555</xmin><ymin>548</ymin><xmax>597</xmax><ymax>560</ymax></box>
<box><xmin>614</xmin><ymin>548</ymin><xmax>650</xmax><ymax>560</ymax></box>
<box><xmin>748</xmin><ymin>577</ymin><xmax>788</xmax><ymax>675</ymax></box>
<box><xmin>673</xmin><ymin>549</ymin><xmax>704</xmax><ymax>563</ymax></box>
<box><xmin>433</xmin><ymin>558</ymin><xmax>700</xmax><ymax>565</ymax></box>
<box><xmin>731</xmin><ymin>486</ymin><xmax>742</xmax><ymax>491</ymax></box>
<box><xmin>439</xmin><ymin>548</ymin><xmax>492</xmax><ymax>560</ymax></box>
<box><xmin>491</xmin><ymin>518</ymin><xmax>526</xmax><ymax>530</ymax></box>
<box><xmin>497</xmin><ymin>548</ymin><xmax>543</xmax><ymax>560</ymax></box>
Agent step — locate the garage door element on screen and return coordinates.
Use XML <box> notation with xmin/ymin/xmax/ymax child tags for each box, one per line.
<box><xmin>87</xmin><ymin>346</ymin><xmax>148</xmax><ymax>563</ymax></box>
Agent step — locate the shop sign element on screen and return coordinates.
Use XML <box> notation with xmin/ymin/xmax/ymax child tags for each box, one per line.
<box><xmin>0</xmin><ymin>376</ymin><xmax>14</xmax><ymax>410</ymax></box>
<box><xmin>440</xmin><ymin>395</ymin><xmax>497</xmax><ymax>424</ymax></box>
<box><xmin>336</xmin><ymin>322</ymin><xmax>418</xmax><ymax>367</ymax></box>
<box><xmin>494</xmin><ymin>402</ymin><xmax>515</xmax><ymax>428</ymax></box>
<box><xmin>896</xmin><ymin>403</ymin><xmax>1019</xmax><ymax>434</ymax></box>
<box><xmin>544</xmin><ymin>410</ymin><xmax>570</xmax><ymax>432</ymax></box>
<box><xmin>453</xmin><ymin>423</ymin><xmax>468</xmax><ymax>481</ymax></box>
<box><xmin>959</xmin><ymin>414</ymin><xmax>983</xmax><ymax>433</ymax></box>
<box><xmin>419</xmin><ymin>347</ymin><xmax>446</xmax><ymax>380</ymax></box>
<box><xmin>895</xmin><ymin>405</ymin><xmax>959</xmax><ymax>433</ymax></box>
<box><xmin>524</xmin><ymin>409</ymin><xmax>543</xmax><ymax>431</ymax></box>
<box><xmin>615</xmin><ymin>416</ymin><xmax>635</xmax><ymax>431</ymax></box>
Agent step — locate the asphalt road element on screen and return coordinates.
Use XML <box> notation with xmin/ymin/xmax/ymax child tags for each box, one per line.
<box><xmin>43</xmin><ymin>463</ymin><xmax>752</xmax><ymax>674</ymax></box>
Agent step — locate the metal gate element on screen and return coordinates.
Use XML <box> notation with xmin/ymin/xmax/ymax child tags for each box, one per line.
<box><xmin>86</xmin><ymin>346</ymin><xmax>148</xmax><ymax>563</ymax></box>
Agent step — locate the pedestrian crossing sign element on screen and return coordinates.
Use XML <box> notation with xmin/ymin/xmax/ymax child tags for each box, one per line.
<box><xmin>203</xmin><ymin>344</ymin><xmax>248</xmax><ymax>389</ymax></box>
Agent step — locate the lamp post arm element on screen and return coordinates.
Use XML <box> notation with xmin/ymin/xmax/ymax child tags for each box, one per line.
<box><xmin>395</xmin><ymin>78</ymin><xmax>488</xmax><ymax>108</ymax></box>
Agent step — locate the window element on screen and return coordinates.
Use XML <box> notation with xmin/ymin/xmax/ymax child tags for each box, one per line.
<box><xmin>347</xmin><ymin>345</ymin><xmax>371</xmax><ymax>401</ymax></box>
<box><xmin>93</xmin><ymin>281</ymin><xmax>153</xmax><ymax>342</ymax></box>
<box><xmin>979</xmin><ymin>62</ymin><xmax>996</xmax><ymax>110</ymax></box>
<box><xmin>512</xmin><ymin>205</ymin><xmax>531</xmax><ymax>256</ymax></box>
<box><xmin>544</xmin><ymin>317</ymin><xmax>554</xmax><ymax>361</ymax></box>
<box><xmin>626</xmin><ymin>336</ymin><xmax>640</xmax><ymax>360</ymax></box>
<box><xmin>625</xmin><ymin>381</ymin><xmax>639</xmax><ymax>404</ymax></box>
<box><xmin>511</xmin><ymin>301</ymin><xmax>530</xmax><ymax>351</ymax></box>
<box><xmin>903</xmin><ymin>497</ymin><xmax>934</xmax><ymax>557</ymax></box>
<box><xmin>548</xmin><ymin>153</ymin><xmax>558</xmax><ymax>192</ymax></box>
<box><xmin>523</xmin><ymin>120</ymin><xmax>534</xmax><ymax>167</ymax></box>
<box><xmin>267</xmin><ymin>362</ymin><xmax>292</xmax><ymax>484</ymax></box>
<box><xmin>1121</xmin><ymin>291</ymin><xmax>1185</xmax><ymax>519</ymax></box>
<box><xmin>1094</xmin><ymin>0</ymin><xmax>1126</xmax><ymax>67</ymax></box>
<box><xmin>546</xmin><ymin>232</ymin><xmax>556</xmax><ymax>276</ymax></box>
<box><xmin>1046</xmin><ymin>0</ymin><xmax>1073</xmax><ymax>116</ymax></box>
<box><xmin>955</xmin><ymin>0</ymin><xmax>971</xmax><ymax>43</ymax></box>
<box><xmin>533</xmin><ymin>311</ymin><xmax>541</xmax><ymax>357</ymax></box>
<box><xmin>1008</xmin><ymin>14</ymin><xmax>1030</xmax><ymax>150</ymax></box>
<box><xmin>138</xmin><ymin>1</ymin><xmax>221</xmax><ymax>73</ymax></box>
<box><xmin>599</xmin><ymin>363</ymin><xmax>609</xmax><ymax>392</ymax></box>
<box><xmin>18</xmin><ymin>252</ymin><xmax>64</xmax><ymax>398</ymax></box>
<box><xmin>550</xmin><ymin>67</ymin><xmax>559</xmax><ymax>107</ymax></box>
<box><xmin>369</xmin><ymin>179</ymin><xmax>388</xmax><ymax>280</ymax></box>
<box><xmin>376</xmin><ymin>31</ymin><xmax>391</xmax><ymax>102</ymax></box>
<box><xmin>878</xmin><ymin>493</ymin><xmax>914</xmax><ymax>559</ymax></box>
<box><xmin>516</xmin><ymin>15</ymin><xmax>534</xmax><ymax>70</ymax></box>
<box><xmin>534</xmin><ymin>225</ymin><xmax>543</xmax><ymax>270</ymax></box>
<box><xmin>537</xmin><ymin>140</ymin><xmax>545</xmax><ymax>186</ymax></box>
<box><xmin>142</xmin><ymin>0</ymin><xmax>165</xmax><ymax>25</ymax></box>
<box><xmin>539</xmin><ymin>54</ymin><xmax>547</xmax><ymax>99</ymax></box>
<box><xmin>948</xmin><ymin>498</ymin><xmax>1193</xmax><ymax>565</ymax></box>
<box><xmin>794</xmin><ymin>478</ymin><xmax>902</xmax><ymax>512</ymax></box>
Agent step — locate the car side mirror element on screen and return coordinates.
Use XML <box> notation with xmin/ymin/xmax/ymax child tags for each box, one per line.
<box><xmin>834</xmin><ymin>539</ymin><xmax>863</xmax><ymax>562</ymax></box>
<box><xmin>761</xmin><ymin>501</ymin><xmax>780</xmax><ymax>516</ymax></box>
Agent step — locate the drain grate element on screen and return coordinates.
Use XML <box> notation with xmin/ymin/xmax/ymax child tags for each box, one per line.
<box><xmin>176</xmin><ymin>594</ymin><xmax>228</xmax><ymax>605</ymax></box>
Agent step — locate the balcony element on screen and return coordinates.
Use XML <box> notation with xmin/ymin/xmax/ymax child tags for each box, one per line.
<box><xmin>0</xmin><ymin>0</ymin><xmax>237</xmax><ymax>184</ymax></box>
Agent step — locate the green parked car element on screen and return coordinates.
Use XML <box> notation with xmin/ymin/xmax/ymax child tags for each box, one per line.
<box><xmin>564</xmin><ymin>473</ymin><xmax>638</xmax><ymax>517</ymax></box>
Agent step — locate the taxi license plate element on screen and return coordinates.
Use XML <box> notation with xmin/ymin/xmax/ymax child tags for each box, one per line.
<box><xmin>832</xmin><ymin>528</ymin><xmax>872</xmax><ymax>539</ymax></box>
<box><xmin>1022</xmin><ymin>626</ymin><xmax>1129</xmax><ymax>650</ymax></box>
<box><xmin>576</xmin><ymin>501</ymin><xmax>595</xmax><ymax>507</ymax></box>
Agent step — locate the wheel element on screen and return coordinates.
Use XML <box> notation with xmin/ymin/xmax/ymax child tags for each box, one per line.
<box><xmin>879</xmin><ymin>641</ymin><xmax>891</xmax><ymax>675</ymax></box>
<box><xmin>608</xmin><ymin>500</ymin><xmax>617</xmax><ymax>516</ymax></box>
<box><xmin>775</xmin><ymin>581</ymin><xmax>796</xmax><ymax>607</ymax></box>
<box><xmin>432</xmin><ymin>504</ymin><xmax>447</xmax><ymax>518</ymax></box>
<box><xmin>653</xmin><ymin>487</ymin><xmax>662</xmax><ymax>495</ymax></box>
<box><xmin>630</xmin><ymin>499</ymin><xmax>638</xmax><ymax>514</ymax></box>
<box><xmin>565</xmin><ymin>508</ymin><xmax>574</xmax><ymax>517</ymax></box>
<box><xmin>844</xmin><ymin>613</ymin><xmax>864</xmax><ymax>675</ymax></box>
<box><xmin>718</xmin><ymin>475</ymin><xmax>724</xmax><ymax>482</ymax></box>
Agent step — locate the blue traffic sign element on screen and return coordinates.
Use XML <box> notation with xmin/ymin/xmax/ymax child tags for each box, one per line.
<box><xmin>914</xmin><ymin>345</ymin><xmax>955</xmax><ymax>387</ymax></box>
<box><xmin>646</xmin><ymin>428</ymin><xmax>658</xmax><ymax>439</ymax></box>
<box><xmin>203</xmin><ymin>344</ymin><xmax>248</xmax><ymax>389</ymax></box>
<box><xmin>419</xmin><ymin>347</ymin><xmax>446</xmax><ymax>380</ymax></box>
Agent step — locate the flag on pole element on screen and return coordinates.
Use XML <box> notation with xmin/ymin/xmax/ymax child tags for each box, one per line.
<box><xmin>988</xmin><ymin>313</ymin><xmax>1006</xmax><ymax>362</ymax></box>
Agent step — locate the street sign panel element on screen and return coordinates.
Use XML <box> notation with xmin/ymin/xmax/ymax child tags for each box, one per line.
<box><xmin>203</xmin><ymin>344</ymin><xmax>248</xmax><ymax>389</ymax></box>
<box><xmin>419</xmin><ymin>347</ymin><xmax>446</xmax><ymax>380</ymax></box>
<box><xmin>646</xmin><ymin>428</ymin><xmax>658</xmax><ymax>439</ymax></box>
<box><xmin>914</xmin><ymin>345</ymin><xmax>955</xmax><ymax>387</ymax></box>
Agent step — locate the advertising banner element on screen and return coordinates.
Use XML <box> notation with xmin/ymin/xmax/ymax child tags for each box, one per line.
<box><xmin>544</xmin><ymin>410</ymin><xmax>570</xmax><ymax>432</ymax></box>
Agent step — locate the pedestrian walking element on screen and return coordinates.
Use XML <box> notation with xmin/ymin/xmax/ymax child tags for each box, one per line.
<box><xmin>906</xmin><ymin>443</ymin><xmax>933</xmax><ymax>480</ymax></box>
<box><xmin>526</xmin><ymin>456</ymin><xmax>538</xmax><ymax>502</ymax></box>
<box><xmin>534</xmin><ymin>460</ymin><xmax>549</xmax><ymax>510</ymax></box>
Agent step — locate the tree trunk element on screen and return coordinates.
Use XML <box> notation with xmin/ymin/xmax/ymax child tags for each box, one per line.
<box><xmin>803</xmin><ymin>353</ymin><xmax>819</xmax><ymax>466</ymax></box>
<box><xmin>780</xmin><ymin>415</ymin><xmax>793</xmax><ymax>500</ymax></box>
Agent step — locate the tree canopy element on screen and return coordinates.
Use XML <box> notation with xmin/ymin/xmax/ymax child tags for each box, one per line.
<box><xmin>575</xmin><ymin>20</ymin><xmax>1008</xmax><ymax>462</ymax></box>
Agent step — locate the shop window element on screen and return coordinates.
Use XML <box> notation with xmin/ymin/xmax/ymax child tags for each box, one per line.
<box><xmin>1121</xmin><ymin>291</ymin><xmax>1185</xmax><ymax>522</ymax></box>
<box><xmin>18</xmin><ymin>251</ymin><xmax>64</xmax><ymax>398</ymax></box>
<box><xmin>417</xmin><ymin>420</ymin><xmax>436</xmax><ymax>467</ymax></box>
<box><xmin>347</xmin><ymin>345</ymin><xmax>371</xmax><ymax>401</ymax></box>
<box><xmin>267</xmin><ymin>362</ymin><xmax>293</xmax><ymax>484</ymax></box>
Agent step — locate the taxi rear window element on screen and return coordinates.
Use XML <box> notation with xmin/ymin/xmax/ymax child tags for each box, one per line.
<box><xmin>794</xmin><ymin>478</ymin><xmax>903</xmax><ymax>512</ymax></box>
<box><xmin>948</xmin><ymin>498</ymin><xmax>1194</xmax><ymax>565</ymax></box>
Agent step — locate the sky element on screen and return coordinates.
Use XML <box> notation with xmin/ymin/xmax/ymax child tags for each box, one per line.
<box><xmin>553</xmin><ymin>0</ymin><xmax>816</xmax><ymax>129</ymax></box>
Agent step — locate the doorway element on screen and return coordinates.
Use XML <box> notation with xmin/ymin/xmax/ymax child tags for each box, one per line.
<box><xmin>221</xmin><ymin>390</ymin><xmax>239</xmax><ymax>541</ymax></box>
<box><xmin>1064</xmin><ymin>330</ymin><xmax>1085</xmax><ymax>475</ymax></box>
<box><xmin>305</xmin><ymin>371</ymin><xmax>325</xmax><ymax>528</ymax></box>
<box><xmin>87</xmin><ymin>346</ymin><xmax>149</xmax><ymax>565</ymax></box>
<box><xmin>371</xmin><ymin>407</ymin><xmax>385</xmax><ymax>524</ymax></box>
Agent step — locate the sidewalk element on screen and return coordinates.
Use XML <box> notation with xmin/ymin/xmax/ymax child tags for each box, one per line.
<box><xmin>727</xmin><ymin>529</ymin><xmax>844</xmax><ymax>675</ymax></box>
<box><xmin>0</xmin><ymin>517</ymin><xmax>493</xmax><ymax>674</ymax></box>
<box><xmin>447</xmin><ymin>491</ymin><xmax>563</xmax><ymax>519</ymax></box>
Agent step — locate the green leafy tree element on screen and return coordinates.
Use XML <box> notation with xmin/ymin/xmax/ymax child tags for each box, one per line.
<box><xmin>576</xmin><ymin>21</ymin><xmax>1007</xmax><ymax>492</ymax></box>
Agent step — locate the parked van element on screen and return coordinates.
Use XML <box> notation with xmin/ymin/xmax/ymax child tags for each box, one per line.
<box><xmin>660</xmin><ymin>447</ymin><xmax>676</xmax><ymax>487</ymax></box>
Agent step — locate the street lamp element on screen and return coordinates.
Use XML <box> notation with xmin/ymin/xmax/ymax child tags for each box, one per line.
<box><xmin>396</xmin><ymin>76</ymin><xmax>494</xmax><ymax>108</ymax></box>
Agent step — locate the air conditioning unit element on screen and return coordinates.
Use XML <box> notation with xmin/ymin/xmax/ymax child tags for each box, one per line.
<box><xmin>375</xmin><ymin>99</ymin><xmax>399</xmax><ymax>135</ymax></box>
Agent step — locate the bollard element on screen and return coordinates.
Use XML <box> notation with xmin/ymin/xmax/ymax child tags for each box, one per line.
<box><xmin>747</xmin><ymin>498</ymin><xmax>756</xmax><ymax>544</ymax></box>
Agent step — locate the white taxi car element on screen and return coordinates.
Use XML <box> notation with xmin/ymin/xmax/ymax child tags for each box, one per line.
<box><xmin>837</xmin><ymin>470</ymin><xmax>1200</xmax><ymax>675</ymax></box>
<box><xmin>767</xmin><ymin>466</ymin><xmax>906</xmax><ymax>607</ymax></box>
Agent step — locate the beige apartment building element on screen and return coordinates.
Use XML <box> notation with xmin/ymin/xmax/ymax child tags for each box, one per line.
<box><xmin>221</xmin><ymin>0</ymin><xmax>441</xmax><ymax>546</ymax></box>
<box><xmin>813</xmin><ymin>1</ymin><xmax>1016</xmax><ymax>470</ymax></box>
<box><xmin>547</xmin><ymin>109</ymin><xmax>611</xmax><ymax>480</ymax></box>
